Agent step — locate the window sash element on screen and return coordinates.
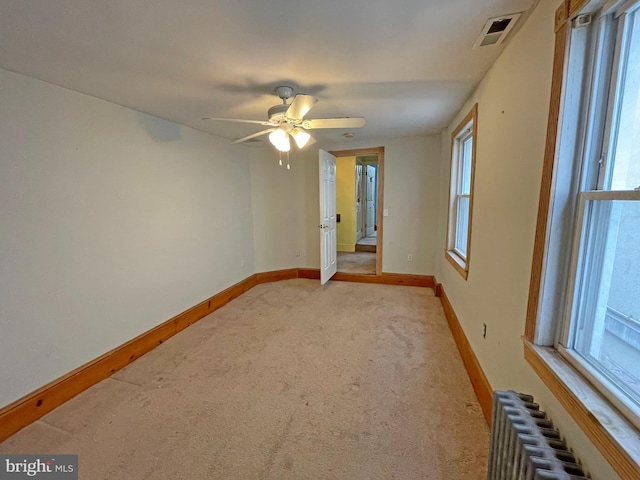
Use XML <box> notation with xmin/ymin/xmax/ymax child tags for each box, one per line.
<box><xmin>446</xmin><ymin>104</ymin><xmax>476</xmax><ymax>278</ymax></box>
<box><xmin>560</xmin><ymin>189</ymin><xmax>640</xmax><ymax>429</ymax></box>
<box><xmin>553</xmin><ymin>0</ymin><xmax>640</xmax><ymax>430</ymax></box>
<box><xmin>454</xmin><ymin>194</ymin><xmax>470</xmax><ymax>259</ymax></box>
<box><xmin>555</xmin><ymin>3</ymin><xmax>637</xmax><ymax>339</ymax></box>
<box><xmin>597</xmin><ymin>7</ymin><xmax>640</xmax><ymax>190</ymax></box>
<box><xmin>524</xmin><ymin>0</ymin><xmax>640</xmax><ymax>473</ymax></box>
<box><xmin>451</xmin><ymin>128</ymin><xmax>473</xmax><ymax>259</ymax></box>
<box><xmin>459</xmin><ymin>134</ymin><xmax>473</xmax><ymax>195</ymax></box>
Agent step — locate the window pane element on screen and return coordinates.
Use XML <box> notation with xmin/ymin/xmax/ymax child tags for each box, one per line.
<box><xmin>460</xmin><ymin>136</ymin><xmax>473</xmax><ymax>194</ymax></box>
<box><xmin>573</xmin><ymin>199</ymin><xmax>640</xmax><ymax>405</ymax></box>
<box><xmin>609</xmin><ymin>11</ymin><xmax>640</xmax><ymax>191</ymax></box>
<box><xmin>455</xmin><ymin>195</ymin><xmax>470</xmax><ymax>257</ymax></box>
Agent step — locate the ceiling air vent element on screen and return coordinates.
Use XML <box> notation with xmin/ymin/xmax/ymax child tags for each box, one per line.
<box><xmin>473</xmin><ymin>12</ymin><xmax>522</xmax><ymax>49</ymax></box>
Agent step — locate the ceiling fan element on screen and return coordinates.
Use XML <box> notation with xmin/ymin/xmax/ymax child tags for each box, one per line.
<box><xmin>203</xmin><ymin>86</ymin><xmax>365</xmax><ymax>152</ymax></box>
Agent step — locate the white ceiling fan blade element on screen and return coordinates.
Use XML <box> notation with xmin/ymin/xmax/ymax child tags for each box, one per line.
<box><xmin>202</xmin><ymin>117</ymin><xmax>274</xmax><ymax>126</ymax></box>
<box><xmin>286</xmin><ymin>94</ymin><xmax>318</xmax><ymax>121</ymax></box>
<box><xmin>232</xmin><ymin>128</ymin><xmax>275</xmax><ymax>144</ymax></box>
<box><xmin>302</xmin><ymin>117</ymin><xmax>366</xmax><ymax>129</ymax></box>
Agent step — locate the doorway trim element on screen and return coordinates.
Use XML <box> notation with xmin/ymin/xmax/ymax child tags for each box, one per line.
<box><xmin>330</xmin><ymin>146</ymin><xmax>384</xmax><ymax>276</ymax></box>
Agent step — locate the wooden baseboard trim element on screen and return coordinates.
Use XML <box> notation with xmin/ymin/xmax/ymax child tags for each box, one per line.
<box><xmin>295</xmin><ymin>269</ymin><xmax>435</xmax><ymax>287</ymax></box>
<box><xmin>333</xmin><ymin>272</ymin><xmax>435</xmax><ymax>288</ymax></box>
<box><xmin>380</xmin><ymin>273</ymin><xmax>435</xmax><ymax>288</ymax></box>
<box><xmin>297</xmin><ymin>268</ymin><xmax>321</xmax><ymax>280</ymax></box>
<box><xmin>256</xmin><ymin>268</ymin><xmax>298</xmax><ymax>284</ymax></box>
<box><xmin>0</xmin><ymin>274</ymin><xmax>257</xmax><ymax>443</ymax></box>
<box><xmin>0</xmin><ymin>267</ymin><xmax>436</xmax><ymax>442</ymax></box>
<box><xmin>436</xmin><ymin>283</ymin><xmax>493</xmax><ymax>424</ymax></box>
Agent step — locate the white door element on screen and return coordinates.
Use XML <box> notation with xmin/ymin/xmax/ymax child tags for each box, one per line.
<box><xmin>319</xmin><ymin>150</ymin><xmax>337</xmax><ymax>285</ymax></box>
<box><xmin>365</xmin><ymin>164</ymin><xmax>376</xmax><ymax>236</ymax></box>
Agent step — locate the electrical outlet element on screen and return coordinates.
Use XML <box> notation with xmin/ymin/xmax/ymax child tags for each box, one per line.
<box><xmin>383</xmin><ymin>209</ymin><xmax>389</xmax><ymax>217</ymax></box>
<box><xmin>301</xmin><ymin>249</ymin><xmax>307</xmax><ymax>257</ymax></box>
<box><xmin>407</xmin><ymin>254</ymin><xmax>413</xmax><ymax>261</ymax></box>
<box><xmin>240</xmin><ymin>259</ymin><xmax>246</xmax><ymax>268</ymax></box>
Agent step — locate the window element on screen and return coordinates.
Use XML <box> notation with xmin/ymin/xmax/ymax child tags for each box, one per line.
<box><xmin>446</xmin><ymin>104</ymin><xmax>478</xmax><ymax>279</ymax></box>
<box><xmin>525</xmin><ymin>1</ymin><xmax>640</xmax><ymax>475</ymax></box>
<box><xmin>534</xmin><ymin>0</ymin><xmax>640</xmax><ymax>430</ymax></box>
<box><xmin>560</xmin><ymin>0</ymin><xmax>640</xmax><ymax>428</ymax></box>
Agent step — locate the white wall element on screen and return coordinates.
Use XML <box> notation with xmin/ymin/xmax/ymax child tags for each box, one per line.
<box><xmin>0</xmin><ymin>69</ymin><xmax>255</xmax><ymax>408</ymax></box>
<box><xmin>435</xmin><ymin>1</ymin><xmax>621</xmax><ymax>478</ymax></box>
<box><xmin>327</xmin><ymin>136</ymin><xmax>442</xmax><ymax>274</ymax></box>
<box><xmin>249</xmin><ymin>136</ymin><xmax>442</xmax><ymax>274</ymax></box>
<box><xmin>377</xmin><ymin>135</ymin><xmax>441</xmax><ymax>274</ymax></box>
<box><xmin>4</xmin><ymin>7</ymin><xmax>617</xmax><ymax>477</ymax></box>
<box><xmin>249</xmin><ymin>147</ymin><xmax>309</xmax><ymax>272</ymax></box>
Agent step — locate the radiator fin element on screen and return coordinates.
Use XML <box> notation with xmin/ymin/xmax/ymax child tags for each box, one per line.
<box><xmin>488</xmin><ymin>390</ymin><xmax>590</xmax><ymax>480</ymax></box>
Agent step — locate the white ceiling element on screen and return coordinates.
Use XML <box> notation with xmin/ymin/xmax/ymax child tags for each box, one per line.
<box><xmin>0</xmin><ymin>0</ymin><xmax>536</xmax><ymax>147</ymax></box>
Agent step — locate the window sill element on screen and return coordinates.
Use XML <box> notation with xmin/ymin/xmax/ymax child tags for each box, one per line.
<box><xmin>523</xmin><ymin>339</ymin><xmax>640</xmax><ymax>480</ymax></box>
<box><xmin>444</xmin><ymin>250</ymin><xmax>468</xmax><ymax>280</ymax></box>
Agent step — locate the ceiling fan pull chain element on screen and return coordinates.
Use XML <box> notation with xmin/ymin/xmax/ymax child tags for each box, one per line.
<box><xmin>278</xmin><ymin>151</ymin><xmax>283</xmax><ymax>166</ymax></box>
<box><xmin>287</xmin><ymin>152</ymin><xmax>290</xmax><ymax>170</ymax></box>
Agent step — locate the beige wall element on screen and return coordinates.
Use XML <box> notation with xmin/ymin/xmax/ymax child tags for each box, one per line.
<box><xmin>0</xmin><ymin>69</ymin><xmax>255</xmax><ymax>409</ymax></box>
<box><xmin>328</xmin><ymin>136</ymin><xmax>442</xmax><ymax>274</ymax></box>
<box><xmin>374</xmin><ymin>135</ymin><xmax>441</xmax><ymax>274</ymax></box>
<box><xmin>2</xmin><ymin>6</ymin><xmax>619</xmax><ymax>477</ymax></box>
<box><xmin>435</xmin><ymin>1</ymin><xmax>621</xmax><ymax>478</ymax></box>
<box><xmin>251</xmin><ymin>136</ymin><xmax>442</xmax><ymax>275</ymax></box>
<box><xmin>249</xmin><ymin>148</ymin><xmax>309</xmax><ymax>272</ymax></box>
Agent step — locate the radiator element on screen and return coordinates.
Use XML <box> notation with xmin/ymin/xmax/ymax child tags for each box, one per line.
<box><xmin>488</xmin><ymin>390</ymin><xmax>590</xmax><ymax>480</ymax></box>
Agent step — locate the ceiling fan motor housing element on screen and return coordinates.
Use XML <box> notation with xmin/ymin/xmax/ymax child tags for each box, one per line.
<box><xmin>268</xmin><ymin>103</ymin><xmax>289</xmax><ymax>123</ymax></box>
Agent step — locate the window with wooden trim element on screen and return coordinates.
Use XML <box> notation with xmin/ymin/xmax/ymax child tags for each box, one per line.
<box><xmin>561</xmin><ymin>0</ymin><xmax>640</xmax><ymax>428</ymax></box>
<box><xmin>445</xmin><ymin>104</ymin><xmax>477</xmax><ymax>279</ymax></box>
<box><xmin>526</xmin><ymin>0</ymin><xmax>640</xmax><ymax>476</ymax></box>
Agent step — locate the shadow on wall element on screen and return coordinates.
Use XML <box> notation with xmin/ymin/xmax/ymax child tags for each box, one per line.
<box><xmin>136</xmin><ymin>112</ymin><xmax>182</xmax><ymax>142</ymax></box>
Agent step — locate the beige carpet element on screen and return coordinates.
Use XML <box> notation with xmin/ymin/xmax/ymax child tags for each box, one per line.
<box><xmin>337</xmin><ymin>251</ymin><xmax>376</xmax><ymax>274</ymax></box>
<box><xmin>0</xmin><ymin>279</ymin><xmax>489</xmax><ymax>479</ymax></box>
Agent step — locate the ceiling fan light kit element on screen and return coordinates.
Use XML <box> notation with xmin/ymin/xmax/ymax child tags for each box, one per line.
<box><xmin>203</xmin><ymin>85</ymin><xmax>365</xmax><ymax>153</ymax></box>
<box><xmin>291</xmin><ymin>128</ymin><xmax>311</xmax><ymax>149</ymax></box>
<box><xmin>269</xmin><ymin>128</ymin><xmax>291</xmax><ymax>152</ymax></box>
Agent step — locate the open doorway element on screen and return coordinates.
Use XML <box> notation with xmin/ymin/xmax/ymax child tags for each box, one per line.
<box><xmin>331</xmin><ymin>147</ymin><xmax>384</xmax><ymax>276</ymax></box>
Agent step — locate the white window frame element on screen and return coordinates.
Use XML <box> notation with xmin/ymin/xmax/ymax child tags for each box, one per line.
<box><xmin>525</xmin><ymin>1</ymin><xmax>640</xmax><ymax>476</ymax></box>
<box><xmin>537</xmin><ymin>0</ymin><xmax>640</xmax><ymax>431</ymax></box>
<box><xmin>445</xmin><ymin>104</ymin><xmax>478</xmax><ymax>280</ymax></box>
<box><xmin>560</xmin><ymin>191</ymin><xmax>640</xmax><ymax>429</ymax></box>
